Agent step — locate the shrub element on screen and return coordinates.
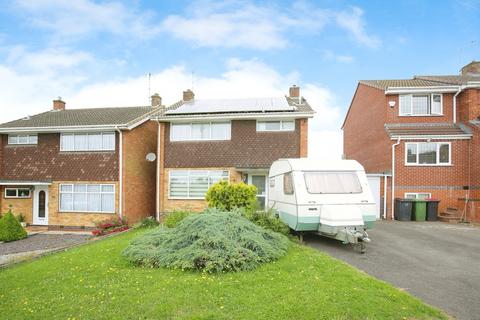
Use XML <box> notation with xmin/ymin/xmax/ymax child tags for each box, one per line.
<box><xmin>135</xmin><ymin>216</ymin><xmax>159</xmax><ymax>229</ymax></box>
<box><xmin>243</xmin><ymin>209</ymin><xmax>291</xmax><ymax>236</ymax></box>
<box><xmin>92</xmin><ymin>216</ymin><xmax>129</xmax><ymax>236</ymax></box>
<box><xmin>16</xmin><ymin>213</ymin><xmax>25</xmax><ymax>223</ymax></box>
<box><xmin>0</xmin><ymin>210</ymin><xmax>28</xmax><ymax>242</ymax></box>
<box><xmin>206</xmin><ymin>181</ymin><xmax>257</xmax><ymax>213</ymax></box>
<box><xmin>123</xmin><ymin>211</ymin><xmax>289</xmax><ymax>273</ymax></box>
<box><xmin>163</xmin><ymin>210</ymin><xmax>193</xmax><ymax>228</ymax></box>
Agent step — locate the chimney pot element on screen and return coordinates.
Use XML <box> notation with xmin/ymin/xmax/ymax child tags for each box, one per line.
<box><xmin>183</xmin><ymin>89</ymin><xmax>195</xmax><ymax>102</ymax></box>
<box><xmin>289</xmin><ymin>85</ymin><xmax>300</xmax><ymax>98</ymax></box>
<box><xmin>151</xmin><ymin>93</ymin><xmax>162</xmax><ymax>107</ymax></box>
<box><xmin>53</xmin><ymin>98</ymin><xmax>65</xmax><ymax>111</ymax></box>
<box><xmin>461</xmin><ymin>61</ymin><xmax>480</xmax><ymax>76</ymax></box>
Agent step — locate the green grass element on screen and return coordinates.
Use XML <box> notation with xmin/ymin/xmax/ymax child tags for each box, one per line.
<box><xmin>0</xmin><ymin>229</ymin><xmax>446</xmax><ymax>320</ymax></box>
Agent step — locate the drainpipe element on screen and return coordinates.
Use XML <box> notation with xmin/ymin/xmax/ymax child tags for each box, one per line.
<box><xmin>453</xmin><ymin>86</ymin><xmax>463</xmax><ymax>123</ymax></box>
<box><xmin>155</xmin><ymin>120</ymin><xmax>161</xmax><ymax>221</ymax></box>
<box><xmin>115</xmin><ymin>127</ymin><xmax>123</xmax><ymax>219</ymax></box>
<box><xmin>383</xmin><ymin>174</ymin><xmax>388</xmax><ymax>219</ymax></box>
<box><xmin>391</xmin><ymin>137</ymin><xmax>401</xmax><ymax>220</ymax></box>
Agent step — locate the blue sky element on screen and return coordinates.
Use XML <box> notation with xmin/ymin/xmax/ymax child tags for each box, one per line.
<box><xmin>0</xmin><ymin>0</ymin><xmax>479</xmax><ymax>158</ymax></box>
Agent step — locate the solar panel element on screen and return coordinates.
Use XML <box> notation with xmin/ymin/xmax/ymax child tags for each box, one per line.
<box><xmin>165</xmin><ymin>97</ymin><xmax>295</xmax><ymax>114</ymax></box>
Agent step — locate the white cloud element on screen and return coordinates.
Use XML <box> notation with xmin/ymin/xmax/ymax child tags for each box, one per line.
<box><xmin>322</xmin><ymin>50</ymin><xmax>355</xmax><ymax>63</ymax></box>
<box><xmin>335</xmin><ymin>7</ymin><xmax>381</xmax><ymax>49</ymax></box>
<box><xmin>0</xmin><ymin>56</ymin><xmax>343</xmax><ymax>160</ymax></box>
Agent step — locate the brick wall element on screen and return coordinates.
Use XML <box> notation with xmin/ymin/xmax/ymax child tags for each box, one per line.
<box><xmin>121</xmin><ymin>120</ymin><xmax>158</xmax><ymax>224</ymax></box>
<box><xmin>0</xmin><ymin>186</ymin><xmax>33</xmax><ymax>223</ymax></box>
<box><xmin>299</xmin><ymin>118</ymin><xmax>308</xmax><ymax>157</ymax></box>
<box><xmin>458</xmin><ymin>89</ymin><xmax>480</xmax><ymax>122</ymax></box>
<box><xmin>0</xmin><ymin>133</ymin><xmax>119</xmax><ymax>181</ymax></box>
<box><xmin>164</xmin><ymin>119</ymin><xmax>303</xmax><ymax>169</ymax></box>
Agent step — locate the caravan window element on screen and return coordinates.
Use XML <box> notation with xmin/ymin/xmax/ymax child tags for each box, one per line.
<box><xmin>283</xmin><ymin>172</ymin><xmax>294</xmax><ymax>194</ymax></box>
<box><xmin>304</xmin><ymin>172</ymin><xmax>362</xmax><ymax>194</ymax></box>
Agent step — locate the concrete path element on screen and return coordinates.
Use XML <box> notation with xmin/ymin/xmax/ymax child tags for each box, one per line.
<box><xmin>305</xmin><ymin>220</ymin><xmax>480</xmax><ymax>320</ymax></box>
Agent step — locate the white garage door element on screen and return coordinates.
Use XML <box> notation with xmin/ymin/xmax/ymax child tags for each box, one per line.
<box><xmin>367</xmin><ymin>176</ymin><xmax>381</xmax><ymax>219</ymax></box>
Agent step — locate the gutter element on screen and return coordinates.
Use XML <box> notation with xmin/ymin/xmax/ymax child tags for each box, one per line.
<box><xmin>115</xmin><ymin>126</ymin><xmax>123</xmax><ymax>219</ymax></box>
<box><xmin>391</xmin><ymin>137</ymin><xmax>401</xmax><ymax>220</ymax></box>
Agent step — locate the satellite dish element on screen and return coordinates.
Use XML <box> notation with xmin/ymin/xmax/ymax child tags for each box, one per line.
<box><xmin>146</xmin><ymin>153</ymin><xmax>157</xmax><ymax>162</ymax></box>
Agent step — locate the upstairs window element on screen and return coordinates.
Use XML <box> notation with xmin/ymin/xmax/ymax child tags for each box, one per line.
<box><xmin>60</xmin><ymin>132</ymin><xmax>115</xmax><ymax>151</ymax></box>
<box><xmin>8</xmin><ymin>134</ymin><xmax>38</xmax><ymax>145</ymax></box>
<box><xmin>399</xmin><ymin>94</ymin><xmax>442</xmax><ymax>116</ymax></box>
<box><xmin>257</xmin><ymin>120</ymin><xmax>295</xmax><ymax>131</ymax></box>
<box><xmin>170</xmin><ymin>122</ymin><xmax>231</xmax><ymax>141</ymax></box>
<box><xmin>405</xmin><ymin>142</ymin><xmax>450</xmax><ymax>165</ymax></box>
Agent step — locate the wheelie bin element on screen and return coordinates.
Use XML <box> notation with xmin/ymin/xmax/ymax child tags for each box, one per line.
<box><xmin>394</xmin><ymin>198</ymin><xmax>413</xmax><ymax>221</ymax></box>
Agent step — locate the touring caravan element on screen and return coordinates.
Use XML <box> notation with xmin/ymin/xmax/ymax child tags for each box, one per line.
<box><xmin>268</xmin><ymin>159</ymin><xmax>376</xmax><ymax>251</ymax></box>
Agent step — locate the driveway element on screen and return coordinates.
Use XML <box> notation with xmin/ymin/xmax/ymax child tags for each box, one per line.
<box><xmin>304</xmin><ymin>220</ymin><xmax>480</xmax><ymax>320</ymax></box>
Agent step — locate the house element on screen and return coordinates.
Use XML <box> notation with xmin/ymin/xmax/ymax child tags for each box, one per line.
<box><xmin>0</xmin><ymin>98</ymin><xmax>159</xmax><ymax>228</ymax></box>
<box><xmin>151</xmin><ymin>86</ymin><xmax>314</xmax><ymax>218</ymax></box>
<box><xmin>342</xmin><ymin>61</ymin><xmax>480</xmax><ymax>223</ymax></box>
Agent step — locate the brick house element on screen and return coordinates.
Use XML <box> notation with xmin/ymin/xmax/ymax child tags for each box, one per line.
<box><xmin>151</xmin><ymin>86</ymin><xmax>313</xmax><ymax>218</ymax></box>
<box><xmin>0</xmin><ymin>99</ymin><xmax>159</xmax><ymax>228</ymax></box>
<box><xmin>342</xmin><ymin>61</ymin><xmax>480</xmax><ymax>223</ymax></box>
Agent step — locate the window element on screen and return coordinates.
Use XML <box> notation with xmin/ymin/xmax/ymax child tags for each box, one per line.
<box><xmin>170</xmin><ymin>122</ymin><xmax>231</xmax><ymax>141</ymax></box>
<box><xmin>304</xmin><ymin>172</ymin><xmax>362</xmax><ymax>194</ymax></box>
<box><xmin>59</xmin><ymin>184</ymin><xmax>115</xmax><ymax>213</ymax></box>
<box><xmin>405</xmin><ymin>193</ymin><xmax>431</xmax><ymax>199</ymax></box>
<box><xmin>399</xmin><ymin>94</ymin><xmax>443</xmax><ymax>116</ymax></box>
<box><xmin>4</xmin><ymin>188</ymin><xmax>31</xmax><ymax>198</ymax></box>
<box><xmin>60</xmin><ymin>132</ymin><xmax>115</xmax><ymax>151</ymax></box>
<box><xmin>257</xmin><ymin>120</ymin><xmax>295</xmax><ymax>132</ymax></box>
<box><xmin>169</xmin><ymin>170</ymin><xmax>229</xmax><ymax>199</ymax></box>
<box><xmin>405</xmin><ymin>142</ymin><xmax>450</xmax><ymax>165</ymax></box>
<box><xmin>283</xmin><ymin>172</ymin><xmax>294</xmax><ymax>194</ymax></box>
<box><xmin>8</xmin><ymin>134</ymin><xmax>38</xmax><ymax>145</ymax></box>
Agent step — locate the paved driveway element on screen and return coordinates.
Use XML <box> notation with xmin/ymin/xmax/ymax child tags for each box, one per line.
<box><xmin>304</xmin><ymin>221</ymin><xmax>480</xmax><ymax>320</ymax></box>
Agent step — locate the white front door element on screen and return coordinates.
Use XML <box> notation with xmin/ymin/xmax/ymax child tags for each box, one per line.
<box><xmin>248</xmin><ymin>174</ymin><xmax>267</xmax><ymax>210</ymax></box>
<box><xmin>33</xmin><ymin>186</ymin><xmax>48</xmax><ymax>225</ymax></box>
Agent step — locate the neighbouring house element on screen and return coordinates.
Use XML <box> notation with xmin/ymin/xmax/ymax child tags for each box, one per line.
<box><xmin>342</xmin><ymin>61</ymin><xmax>480</xmax><ymax>223</ymax></box>
<box><xmin>0</xmin><ymin>98</ymin><xmax>159</xmax><ymax>228</ymax></box>
<box><xmin>151</xmin><ymin>86</ymin><xmax>314</xmax><ymax>218</ymax></box>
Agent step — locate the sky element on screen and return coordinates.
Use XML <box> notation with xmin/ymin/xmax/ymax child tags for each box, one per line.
<box><xmin>0</xmin><ymin>0</ymin><xmax>479</xmax><ymax>159</ymax></box>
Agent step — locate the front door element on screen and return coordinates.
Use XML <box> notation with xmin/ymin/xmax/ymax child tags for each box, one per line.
<box><xmin>33</xmin><ymin>186</ymin><xmax>48</xmax><ymax>225</ymax></box>
<box><xmin>250</xmin><ymin>175</ymin><xmax>267</xmax><ymax>210</ymax></box>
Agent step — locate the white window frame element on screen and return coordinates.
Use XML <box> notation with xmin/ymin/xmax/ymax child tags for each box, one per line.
<box><xmin>59</xmin><ymin>183</ymin><xmax>116</xmax><ymax>213</ymax></box>
<box><xmin>405</xmin><ymin>142</ymin><xmax>451</xmax><ymax>166</ymax></box>
<box><xmin>170</xmin><ymin>122</ymin><xmax>231</xmax><ymax>141</ymax></box>
<box><xmin>256</xmin><ymin>120</ymin><xmax>295</xmax><ymax>132</ymax></box>
<box><xmin>60</xmin><ymin>132</ymin><xmax>116</xmax><ymax>152</ymax></box>
<box><xmin>404</xmin><ymin>193</ymin><xmax>431</xmax><ymax>199</ymax></box>
<box><xmin>4</xmin><ymin>188</ymin><xmax>31</xmax><ymax>199</ymax></box>
<box><xmin>399</xmin><ymin>93</ymin><xmax>443</xmax><ymax>116</ymax></box>
<box><xmin>8</xmin><ymin>134</ymin><xmax>38</xmax><ymax>145</ymax></box>
<box><xmin>168</xmin><ymin>170</ymin><xmax>230</xmax><ymax>199</ymax></box>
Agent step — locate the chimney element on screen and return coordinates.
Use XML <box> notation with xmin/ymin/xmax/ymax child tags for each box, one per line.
<box><xmin>461</xmin><ymin>61</ymin><xmax>480</xmax><ymax>76</ymax></box>
<box><xmin>183</xmin><ymin>89</ymin><xmax>195</xmax><ymax>102</ymax></box>
<box><xmin>151</xmin><ymin>93</ymin><xmax>162</xmax><ymax>107</ymax></box>
<box><xmin>53</xmin><ymin>97</ymin><xmax>65</xmax><ymax>111</ymax></box>
<box><xmin>289</xmin><ymin>85</ymin><xmax>300</xmax><ymax>98</ymax></box>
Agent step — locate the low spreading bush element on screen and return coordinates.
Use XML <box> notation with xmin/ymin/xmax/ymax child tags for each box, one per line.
<box><xmin>0</xmin><ymin>210</ymin><xmax>27</xmax><ymax>242</ymax></box>
<box><xmin>206</xmin><ymin>181</ymin><xmax>257</xmax><ymax>213</ymax></box>
<box><xmin>244</xmin><ymin>209</ymin><xmax>291</xmax><ymax>236</ymax></box>
<box><xmin>123</xmin><ymin>211</ymin><xmax>289</xmax><ymax>273</ymax></box>
<box><xmin>92</xmin><ymin>216</ymin><xmax>129</xmax><ymax>236</ymax></box>
<box><xmin>163</xmin><ymin>210</ymin><xmax>193</xmax><ymax>228</ymax></box>
<box><xmin>135</xmin><ymin>216</ymin><xmax>159</xmax><ymax>229</ymax></box>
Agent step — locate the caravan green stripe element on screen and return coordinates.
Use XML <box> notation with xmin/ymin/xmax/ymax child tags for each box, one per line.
<box><xmin>279</xmin><ymin>211</ymin><xmax>320</xmax><ymax>231</ymax></box>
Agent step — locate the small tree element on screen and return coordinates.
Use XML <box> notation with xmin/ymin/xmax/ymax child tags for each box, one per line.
<box><xmin>0</xmin><ymin>209</ymin><xmax>28</xmax><ymax>242</ymax></box>
<box><xmin>206</xmin><ymin>181</ymin><xmax>257</xmax><ymax>213</ymax></box>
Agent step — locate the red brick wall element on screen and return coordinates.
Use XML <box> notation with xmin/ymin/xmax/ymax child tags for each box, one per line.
<box><xmin>458</xmin><ymin>89</ymin><xmax>480</xmax><ymax>122</ymax></box>
<box><xmin>122</xmin><ymin>121</ymin><xmax>158</xmax><ymax>224</ymax></box>
<box><xmin>1</xmin><ymin>133</ymin><xmax>119</xmax><ymax>181</ymax></box>
<box><xmin>299</xmin><ymin>118</ymin><xmax>308</xmax><ymax>157</ymax></box>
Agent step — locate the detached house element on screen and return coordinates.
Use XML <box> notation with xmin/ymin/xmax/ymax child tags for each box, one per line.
<box><xmin>0</xmin><ymin>99</ymin><xmax>158</xmax><ymax>228</ymax></box>
<box><xmin>152</xmin><ymin>86</ymin><xmax>313</xmax><ymax>218</ymax></box>
<box><xmin>343</xmin><ymin>61</ymin><xmax>480</xmax><ymax>223</ymax></box>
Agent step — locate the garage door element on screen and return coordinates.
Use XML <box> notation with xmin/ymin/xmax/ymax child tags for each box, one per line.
<box><xmin>367</xmin><ymin>176</ymin><xmax>381</xmax><ymax>219</ymax></box>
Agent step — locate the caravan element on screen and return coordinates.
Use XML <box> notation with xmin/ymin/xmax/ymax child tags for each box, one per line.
<box><xmin>268</xmin><ymin>159</ymin><xmax>376</xmax><ymax>251</ymax></box>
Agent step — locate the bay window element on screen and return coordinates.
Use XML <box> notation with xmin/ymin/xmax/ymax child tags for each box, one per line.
<box><xmin>399</xmin><ymin>94</ymin><xmax>442</xmax><ymax>116</ymax></box>
<box><xmin>60</xmin><ymin>132</ymin><xmax>115</xmax><ymax>151</ymax></box>
<box><xmin>60</xmin><ymin>184</ymin><xmax>115</xmax><ymax>213</ymax></box>
<box><xmin>169</xmin><ymin>170</ymin><xmax>229</xmax><ymax>199</ymax></box>
<box><xmin>405</xmin><ymin>142</ymin><xmax>450</xmax><ymax>165</ymax></box>
<box><xmin>170</xmin><ymin>122</ymin><xmax>231</xmax><ymax>141</ymax></box>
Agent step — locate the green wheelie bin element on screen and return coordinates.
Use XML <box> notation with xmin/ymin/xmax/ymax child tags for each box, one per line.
<box><xmin>412</xmin><ymin>199</ymin><xmax>427</xmax><ymax>221</ymax></box>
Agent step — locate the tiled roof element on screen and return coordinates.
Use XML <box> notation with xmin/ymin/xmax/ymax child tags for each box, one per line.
<box><xmin>0</xmin><ymin>106</ymin><xmax>158</xmax><ymax>129</ymax></box>
<box><xmin>414</xmin><ymin>75</ymin><xmax>480</xmax><ymax>85</ymax></box>
<box><xmin>153</xmin><ymin>96</ymin><xmax>314</xmax><ymax>119</ymax></box>
<box><xmin>384</xmin><ymin>123</ymin><xmax>472</xmax><ymax>137</ymax></box>
<box><xmin>359</xmin><ymin>79</ymin><xmax>451</xmax><ymax>90</ymax></box>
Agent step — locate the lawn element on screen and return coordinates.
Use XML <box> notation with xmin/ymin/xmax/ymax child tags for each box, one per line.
<box><xmin>0</xmin><ymin>229</ymin><xmax>446</xmax><ymax>320</ymax></box>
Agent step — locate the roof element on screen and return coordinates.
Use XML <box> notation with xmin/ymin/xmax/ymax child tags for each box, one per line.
<box><xmin>153</xmin><ymin>96</ymin><xmax>314</xmax><ymax>120</ymax></box>
<box><xmin>359</xmin><ymin>79</ymin><xmax>447</xmax><ymax>90</ymax></box>
<box><xmin>414</xmin><ymin>75</ymin><xmax>480</xmax><ymax>85</ymax></box>
<box><xmin>0</xmin><ymin>106</ymin><xmax>158</xmax><ymax>131</ymax></box>
<box><xmin>384</xmin><ymin>123</ymin><xmax>472</xmax><ymax>138</ymax></box>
